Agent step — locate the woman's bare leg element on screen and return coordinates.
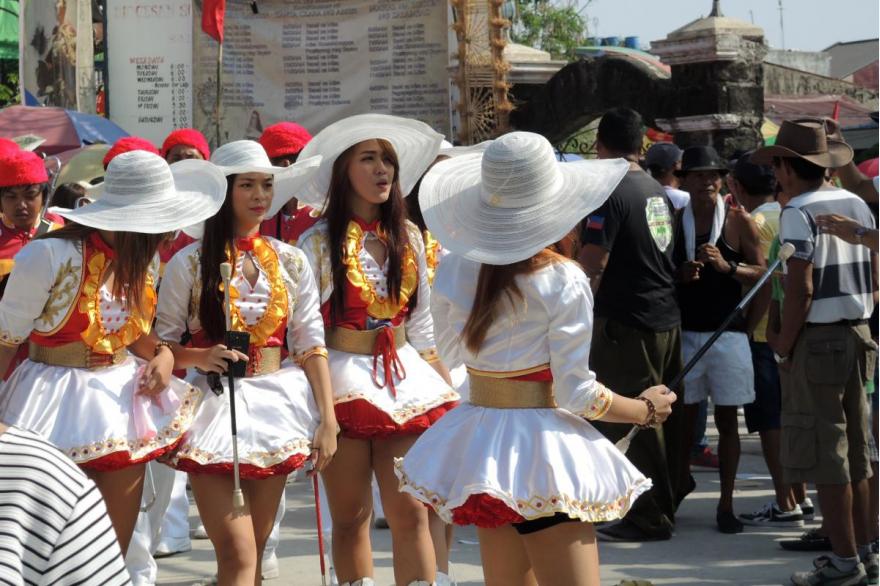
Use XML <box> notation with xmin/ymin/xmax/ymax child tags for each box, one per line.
<box><xmin>373</xmin><ymin>435</ymin><xmax>435</xmax><ymax>585</ymax></box>
<box><xmin>87</xmin><ymin>463</ymin><xmax>145</xmax><ymax>555</ymax></box>
<box><xmin>241</xmin><ymin>476</ymin><xmax>287</xmax><ymax>582</ymax></box>
<box><xmin>521</xmin><ymin>521</ymin><xmax>600</xmax><ymax>586</ymax></box>
<box><xmin>189</xmin><ymin>473</ymin><xmax>258</xmax><ymax>586</ymax></box>
<box><xmin>321</xmin><ymin>437</ymin><xmax>374</xmax><ymax>583</ymax></box>
<box><xmin>476</xmin><ymin>525</ymin><xmax>536</xmax><ymax>586</ymax></box>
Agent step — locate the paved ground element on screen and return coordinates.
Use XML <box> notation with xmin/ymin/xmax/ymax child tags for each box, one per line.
<box><xmin>156</xmin><ymin>421</ymin><xmax>826</xmax><ymax>585</ymax></box>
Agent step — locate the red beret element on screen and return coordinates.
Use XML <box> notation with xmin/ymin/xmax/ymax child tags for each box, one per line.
<box><xmin>0</xmin><ymin>138</ymin><xmax>20</xmax><ymax>156</ymax></box>
<box><xmin>161</xmin><ymin>128</ymin><xmax>210</xmax><ymax>161</ymax></box>
<box><xmin>259</xmin><ymin>122</ymin><xmax>312</xmax><ymax>159</ymax></box>
<box><xmin>103</xmin><ymin>136</ymin><xmax>160</xmax><ymax>169</ymax></box>
<box><xmin>0</xmin><ymin>150</ymin><xmax>49</xmax><ymax>188</ymax></box>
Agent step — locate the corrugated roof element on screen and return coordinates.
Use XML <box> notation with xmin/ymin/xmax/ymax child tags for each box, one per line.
<box><xmin>764</xmin><ymin>94</ymin><xmax>875</xmax><ymax>130</ymax></box>
<box><xmin>824</xmin><ymin>39</ymin><xmax>879</xmax><ymax>79</ymax></box>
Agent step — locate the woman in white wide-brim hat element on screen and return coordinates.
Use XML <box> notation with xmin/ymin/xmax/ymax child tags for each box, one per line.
<box><xmin>394</xmin><ymin>131</ymin><xmax>678</xmax><ymax>585</ymax></box>
<box><xmin>0</xmin><ymin>150</ymin><xmax>226</xmax><ymax>555</ymax></box>
<box><xmin>155</xmin><ymin>139</ymin><xmax>337</xmax><ymax>582</ymax></box>
<box><xmin>297</xmin><ymin>114</ymin><xmax>459</xmax><ymax>586</ymax></box>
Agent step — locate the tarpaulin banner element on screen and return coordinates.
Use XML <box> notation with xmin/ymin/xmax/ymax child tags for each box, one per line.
<box><xmin>192</xmin><ymin>0</ymin><xmax>450</xmax><ymax>146</ymax></box>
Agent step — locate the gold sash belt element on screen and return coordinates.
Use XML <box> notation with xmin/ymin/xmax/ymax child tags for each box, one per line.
<box><xmin>29</xmin><ymin>341</ymin><xmax>128</xmax><ymax>370</ymax></box>
<box><xmin>325</xmin><ymin>325</ymin><xmax>406</xmax><ymax>355</ymax></box>
<box><xmin>247</xmin><ymin>346</ymin><xmax>281</xmax><ymax>377</ymax></box>
<box><xmin>468</xmin><ymin>372</ymin><xmax>557</xmax><ymax>409</ymax></box>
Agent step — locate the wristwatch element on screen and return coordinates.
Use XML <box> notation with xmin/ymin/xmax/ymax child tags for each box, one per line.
<box><xmin>773</xmin><ymin>352</ymin><xmax>789</xmax><ymax>364</ymax></box>
<box><xmin>726</xmin><ymin>260</ymin><xmax>739</xmax><ymax>275</ymax></box>
<box><xmin>855</xmin><ymin>226</ymin><xmax>869</xmax><ymax>244</ymax></box>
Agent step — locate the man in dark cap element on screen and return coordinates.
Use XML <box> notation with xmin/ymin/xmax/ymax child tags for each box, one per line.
<box><xmin>673</xmin><ymin>145</ymin><xmax>765</xmax><ymax>534</ymax></box>
<box><xmin>645</xmin><ymin>142</ymin><xmax>690</xmax><ymax>210</ymax></box>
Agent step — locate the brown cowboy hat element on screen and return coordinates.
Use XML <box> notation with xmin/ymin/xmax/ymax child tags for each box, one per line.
<box><xmin>751</xmin><ymin>119</ymin><xmax>853</xmax><ymax>168</ymax></box>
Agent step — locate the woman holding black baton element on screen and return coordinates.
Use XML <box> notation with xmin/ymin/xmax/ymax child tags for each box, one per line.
<box><xmin>395</xmin><ymin>132</ymin><xmax>676</xmax><ymax>586</ymax></box>
<box><xmin>156</xmin><ymin>140</ymin><xmax>337</xmax><ymax>584</ymax></box>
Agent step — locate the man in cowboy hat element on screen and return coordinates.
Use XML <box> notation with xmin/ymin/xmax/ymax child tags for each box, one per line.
<box><xmin>672</xmin><ymin>145</ymin><xmax>766</xmax><ymax>535</ymax></box>
<box><xmin>754</xmin><ymin>119</ymin><xmax>877</xmax><ymax>585</ymax></box>
<box><xmin>579</xmin><ymin>107</ymin><xmax>684</xmax><ymax>542</ymax></box>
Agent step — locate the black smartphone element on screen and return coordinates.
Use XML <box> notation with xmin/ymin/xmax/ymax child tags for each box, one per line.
<box><xmin>225</xmin><ymin>331</ymin><xmax>250</xmax><ymax>378</ymax></box>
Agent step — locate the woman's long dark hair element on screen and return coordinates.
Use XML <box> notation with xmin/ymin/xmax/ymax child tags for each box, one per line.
<box><xmin>39</xmin><ymin>223</ymin><xmax>171</xmax><ymax>312</ymax></box>
<box><xmin>198</xmin><ymin>177</ymin><xmax>237</xmax><ymax>342</ymax></box>
<box><xmin>461</xmin><ymin>249</ymin><xmax>566</xmax><ymax>353</ymax></box>
<box><xmin>325</xmin><ymin>139</ymin><xmax>416</xmax><ymax>325</ymax></box>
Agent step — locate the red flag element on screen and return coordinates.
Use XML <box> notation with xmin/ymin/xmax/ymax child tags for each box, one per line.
<box><xmin>202</xmin><ymin>0</ymin><xmax>226</xmax><ymax>43</ymax></box>
<box><xmin>831</xmin><ymin>100</ymin><xmax>840</xmax><ymax>121</ymax></box>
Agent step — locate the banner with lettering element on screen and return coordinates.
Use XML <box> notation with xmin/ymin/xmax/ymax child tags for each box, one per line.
<box><xmin>193</xmin><ymin>0</ymin><xmax>450</xmax><ymax>146</ymax></box>
<box><xmin>106</xmin><ymin>0</ymin><xmax>193</xmax><ymax>144</ymax></box>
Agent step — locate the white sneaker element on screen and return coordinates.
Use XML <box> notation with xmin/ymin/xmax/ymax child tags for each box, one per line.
<box><xmin>153</xmin><ymin>537</ymin><xmax>192</xmax><ymax>558</ymax></box>
<box><xmin>261</xmin><ymin>552</ymin><xmax>279</xmax><ymax>580</ymax></box>
<box><xmin>436</xmin><ymin>571</ymin><xmax>455</xmax><ymax>586</ymax></box>
<box><xmin>800</xmin><ymin>497</ymin><xmax>815</xmax><ymax>521</ymax></box>
<box><xmin>192</xmin><ymin>523</ymin><xmax>209</xmax><ymax>539</ymax></box>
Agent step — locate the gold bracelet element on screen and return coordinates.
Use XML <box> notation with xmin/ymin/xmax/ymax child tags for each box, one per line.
<box><xmin>297</xmin><ymin>346</ymin><xmax>329</xmax><ymax>366</ymax></box>
<box><xmin>154</xmin><ymin>340</ymin><xmax>174</xmax><ymax>357</ymax></box>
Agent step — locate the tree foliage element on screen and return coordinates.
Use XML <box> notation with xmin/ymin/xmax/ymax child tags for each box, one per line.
<box><xmin>511</xmin><ymin>0</ymin><xmax>588</xmax><ymax>60</ymax></box>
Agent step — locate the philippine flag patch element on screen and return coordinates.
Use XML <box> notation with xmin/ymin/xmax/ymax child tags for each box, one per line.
<box><xmin>586</xmin><ymin>215</ymin><xmax>605</xmax><ymax>231</ymax></box>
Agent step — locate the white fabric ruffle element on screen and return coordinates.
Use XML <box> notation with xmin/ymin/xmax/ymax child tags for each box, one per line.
<box><xmin>395</xmin><ymin>402</ymin><xmax>651</xmax><ymax>524</ymax></box>
<box><xmin>0</xmin><ymin>357</ymin><xmax>200</xmax><ymax>467</ymax></box>
<box><xmin>171</xmin><ymin>362</ymin><xmax>319</xmax><ymax>475</ymax></box>
<box><xmin>329</xmin><ymin>344</ymin><xmax>458</xmax><ymax>425</ymax></box>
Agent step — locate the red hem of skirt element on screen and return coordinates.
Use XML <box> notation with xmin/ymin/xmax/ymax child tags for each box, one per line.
<box><xmin>175</xmin><ymin>453</ymin><xmax>309</xmax><ymax>479</ymax></box>
<box><xmin>451</xmin><ymin>493</ymin><xmax>527</xmax><ymax>528</ymax></box>
<box><xmin>78</xmin><ymin>437</ymin><xmax>184</xmax><ymax>472</ymax></box>
<box><xmin>336</xmin><ymin>398</ymin><xmax>458</xmax><ymax>440</ymax></box>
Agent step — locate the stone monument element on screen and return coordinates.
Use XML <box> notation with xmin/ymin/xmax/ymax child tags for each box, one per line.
<box><xmin>650</xmin><ymin>0</ymin><xmax>767</xmax><ymax>156</ymax></box>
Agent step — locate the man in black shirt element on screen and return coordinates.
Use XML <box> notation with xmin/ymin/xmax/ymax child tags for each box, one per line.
<box><xmin>579</xmin><ymin>107</ymin><xmax>684</xmax><ymax>541</ymax></box>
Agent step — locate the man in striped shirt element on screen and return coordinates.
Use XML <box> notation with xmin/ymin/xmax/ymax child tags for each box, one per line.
<box><xmin>0</xmin><ymin>423</ymin><xmax>131</xmax><ymax>585</ymax></box>
<box><xmin>755</xmin><ymin>119</ymin><xmax>877</xmax><ymax>586</ymax></box>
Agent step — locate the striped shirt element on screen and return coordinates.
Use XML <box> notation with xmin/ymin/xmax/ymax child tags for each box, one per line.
<box><xmin>0</xmin><ymin>426</ymin><xmax>131</xmax><ymax>586</ymax></box>
<box><xmin>780</xmin><ymin>188</ymin><xmax>876</xmax><ymax>324</ymax></box>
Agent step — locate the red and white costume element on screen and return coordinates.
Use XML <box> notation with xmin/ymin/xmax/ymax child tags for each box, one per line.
<box><xmin>259</xmin><ymin>205</ymin><xmax>321</xmax><ymax>247</ymax></box>
<box><xmin>156</xmin><ymin>235</ymin><xmax>326</xmax><ymax>478</ymax></box>
<box><xmin>0</xmin><ymin>234</ymin><xmax>199</xmax><ymax>470</ymax></box>
<box><xmin>395</xmin><ymin>254</ymin><xmax>650</xmax><ymax>527</ymax></box>
<box><xmin>299</xmin><ymin>218</ymin><xmax>458</xmax><ymax>439</ymax></box>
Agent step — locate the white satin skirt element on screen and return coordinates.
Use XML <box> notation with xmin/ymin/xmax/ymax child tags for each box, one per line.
<box><xmin>395</xmin><ymin>402</ymin><xmax>651</xmax><ymax>527</ymax></box>
<box><xmin>171</xmin><ymin>361</ymin><xmax>320</xmax><ymax>479</ymax></box>
<box><xmin>328</xmin><ymin>343</ymin><xmax>459</xmax><ymax>439</ymax></box>
<box><xmin>0</xmin><ymin>356</ymin><xmax>200</xmax><ymax>470</ymax></box>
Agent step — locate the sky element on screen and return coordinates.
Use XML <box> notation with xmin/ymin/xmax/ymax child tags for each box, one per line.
<box><xmin>579</xmin><ymin>0</ymin><xmax>879</xmax><ymax>52</ymax></box>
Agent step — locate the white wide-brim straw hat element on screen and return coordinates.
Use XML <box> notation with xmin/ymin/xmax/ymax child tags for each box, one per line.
<box><xmin>50</xmin><ymin>151</ymin><xmax>227</xmax><ymax>234</ymax></box>
<box><xmin>210</xmin><ymin>139</ymin><xmax>322</xmax><ymax>219</ymax></box>
<box><xmin>420</xmin><ymin>131</ymin><xmax>629</xmax><ymax>265</ymax></box>
<box><xmin>296</xmin><ymin>113</ymin><xmax>444</xmax><ymax>210</ymax></box>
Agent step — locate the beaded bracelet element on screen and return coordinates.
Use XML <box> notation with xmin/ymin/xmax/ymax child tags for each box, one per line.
<box><xmin>154</xmin><ymin>340</ymin><xmax>174</xmax><ymax>357</ymax></box>
<box><xmin>635</xmin><ymin>396</ymin><xmax>658</xmax><ymax>429</ymax></box>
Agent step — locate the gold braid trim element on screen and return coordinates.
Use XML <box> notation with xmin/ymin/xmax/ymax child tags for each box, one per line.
<box><xmin>424</xmin><ymin>230</ymin><xmax>441</xmax><ymax>287</ymax></box>
<box><xmin>343</xmin><ymin>221</ymin><xmax>418</xmax><ymax>320</ymax></box>
<box><xmin>226</xmin><ymin>238</ymin><xmax>288</xmax><ymax>347</ymax></box>
<box><xmin>79</xmin><ymin>251</ymin><xmax>155</xmax><ymax>354</ymax></box>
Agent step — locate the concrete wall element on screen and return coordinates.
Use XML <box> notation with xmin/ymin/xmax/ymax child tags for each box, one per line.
<box><xmin>765</xmin><ymin>49</ymin><xmax>831</xmax><ymax>77</ymax></box>
<box><xmin>764</xmin><ymin>63</ymin><xmax>879</xmax><ymax>108</ymax></box>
